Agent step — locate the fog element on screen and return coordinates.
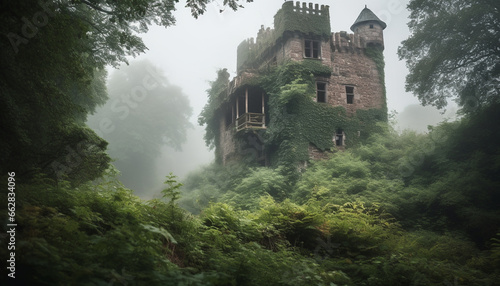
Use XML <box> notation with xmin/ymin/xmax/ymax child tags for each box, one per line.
<box><xmin>100</xmin><ymin>0</ymin><xmax>455</xmax><ymax>198</ymax></box>
<box><xmin>395</xmin><ymin>104</ymin><xmax>458</xmax><ymax>134</ymax></box>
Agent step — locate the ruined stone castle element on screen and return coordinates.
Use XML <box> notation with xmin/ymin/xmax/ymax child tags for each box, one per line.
<box><xmin>212</xmin><ymin>2</ymin><xmax>387</xmax><ymax>166</ymax></box>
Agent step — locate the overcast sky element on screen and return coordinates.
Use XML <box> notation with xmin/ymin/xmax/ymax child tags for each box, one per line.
<box><xmin>134</xmin><ymin>0</ymin><xmax>420</xmax><ymax>116</ymax></box>
<box><xmin>116</xmin><ymin>0</ymin><xmax>453</xmax><ymax>188</ymax></box>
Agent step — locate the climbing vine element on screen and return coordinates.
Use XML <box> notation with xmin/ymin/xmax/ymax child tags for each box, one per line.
<box><xmin>201</xmin><ymin>58</ymin><xmax>387</xmax><ymax>179</ymax></box>
<box><xmin>365</xmin><ymin>46</ymin><xmax>388</xmax><ymax>117</ymax></box>
<box><xmin>260</xmin><ymin>60</ymin><xmax>386</xmax><ymax>179</ymax></box>
<box><xmin>273</xmin><ymin>2</ymin><xmax>331</xmax><ymax>41</ymax></box>
<box><xmin>198</xmin><ymin>68</ymin><xmax>230</xmax><ymax>159</ymax></box>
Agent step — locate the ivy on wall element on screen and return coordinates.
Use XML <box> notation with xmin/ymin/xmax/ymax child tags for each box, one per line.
<box><xmin>365</xmin><ymin>46</ymin><xmax>388</xmax><ymax>117</ymax></box>
<box><xmin>259</xmin><ymin>61</ymin><xmax>386</xmax><ymax>179</ymax></box>
<box><xmin>201</xmin><ymin>56</ymin><xmax>387</xmax><ymax>179</ymax></box>
<box><xmin>273</xmin><ymin>2</ymin><xmax>331</xmax><ymax>41</ymax></box>
<box><xmin>199</xmin><ymin>68</ymin><xmax>230</xmax><ymax>162</ymax></box>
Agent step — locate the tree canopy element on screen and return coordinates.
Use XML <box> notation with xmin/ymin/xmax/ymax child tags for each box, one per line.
<box><xmin>198</xmin><ymin>68</ymin><xmax>230</xmax><ymax>152</ymax></box>
<box><xmin>0</xmin><ymin>0</ymin><xmax>252</xmax><ymax>184</ymax></box>
<box><xmin>398</xmin><ymin>0</ymin><xmax>500</xmax><ymax>112</ymax></box>
<box><xmin>87</xmin><ymin>60</ymin><xmax>192</xmax><ymax>193</ymax></box>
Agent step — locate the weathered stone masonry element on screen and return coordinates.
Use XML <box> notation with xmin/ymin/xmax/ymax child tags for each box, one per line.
<box><xmin>216</xmin><ymin>2</ymin><xmax>387</xmax><ymax>165</ymax></box>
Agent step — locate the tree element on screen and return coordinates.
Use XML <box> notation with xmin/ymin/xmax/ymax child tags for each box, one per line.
<box><xmin>398</xmin><ymin>0</ymin><xmax>500</xmax><ymax>112</ymax></box>
<box><xmin>0</xmin><ymin>0</ymin><xmax>252</xmax><ymax>183</ymax></box>
<box><xmin>1</xmin><ymin>0</ymin><xmax>111</xmax><ymax>183</ymax></box>
<box><xmin>86</xmin><ymin>60</ymin><xmax>192</xmax><ymax>193</ymax></box>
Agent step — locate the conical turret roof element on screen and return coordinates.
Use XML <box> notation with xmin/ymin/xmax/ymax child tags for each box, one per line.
<box><xmin>350</xmin><ymin>6</ymin><xmax>387</xmax><ymax>31</ymax></box>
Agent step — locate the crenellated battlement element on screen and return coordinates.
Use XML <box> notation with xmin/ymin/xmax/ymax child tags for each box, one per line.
<box><xmin>237</xmin><ymin>1</ymin><xmax>332</xmax><ymax>73</ymax></box>
<box><xmin>236</xmin><ymin>24</ymin><xmax>278</xmax><ymax>72</ymax></box>
<box><xmin>236</xmin><ymin>2</ymin><xmax>385</xmax><ymax>73</ymax></box>
<box><xmin>289</xmin><ymin>1</ymin><xmax>329</xmax><ymax>16</ymax></box>
<box><xmin>332</xmin><ymin>32</ymin><xmax>364</xmax><ymax>52</ymax></box>
<box><xmin>274</xmin><ymin>1</ymin><xmax>331</xmax><ymax>38</ymax></box>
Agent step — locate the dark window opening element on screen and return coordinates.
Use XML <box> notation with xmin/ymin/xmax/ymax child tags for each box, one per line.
<box><xmin>316</xmin><ymin>82</ymin><xmax>326</xmax><ymax>103</ymax></box>
<box><xmin>335</xmin><ymin>129</ymin><xmax>344</xmax><ymax>146</ymax></box>
<box><xmin>305</xmin><ymin>39</ymin><xmax>320</xmax><ymax>59</ymax></box>
<box><xmin>237</xmin><ymin>95</ymin><xmax>245</xmax><ymax>117</ymax></box>
<box><xmin>312</xmin><ymin>41</ymin><xmax>319</xmax><ymax>58</ymax></box>
<box><xmin>248</xmin><ymin>93</ymin><xmax>262</xmax><ymax>113</ymax></box>
<box><xmin>346</xmin><ymin>86</ymin><xmax>354</xmax><ymax>104</ymax></box>
<box><xmin>369</xmin><ymin>24</ymin><xmax>374</xmax><ymax>29</ymax></box>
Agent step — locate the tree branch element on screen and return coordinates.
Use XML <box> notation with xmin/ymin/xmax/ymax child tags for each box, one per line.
<box><xmin>81</xmin><ymin>0</ymin><xmax>115</xmax><ymax>15</ymax></box>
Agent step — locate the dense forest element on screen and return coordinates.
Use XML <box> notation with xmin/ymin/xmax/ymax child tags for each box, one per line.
<box><xmin>1</xmin><ymin>0</ymin><xmax>499</xmax><ymax>285</ymax></box>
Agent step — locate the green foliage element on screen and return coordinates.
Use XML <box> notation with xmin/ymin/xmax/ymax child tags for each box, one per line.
<box><xmin>250</xmin><ymin>196</ymin><xmax>323</xmax><ymax>250</ymax></box>
<box><xmin>398</xmin><ymin>0</ymin><xmax>500</xmax><ymax>111</ymax></box>
<box><xmin>186</xmin><ymin>107</ymin><xmax>500</xmax><ymax>283</ymax></box>
<box><xmin>0</xmin><ymin>0</ymin><xmax>111</xmax><ymax>183</ymax></box>
<box><xmin>257</xmin><ymin>61</ymin><xmax>386</xmax><ymax>179</ymax></box>
<box><xmin>4</xmin><ymin>1</ymin><xmax>499</xmax><ymax>279</ymax></box>
<box><xmin>2</xmin><ymin>151</ymin><xmax>499</xmax><ymax>285</ymax></box>
<box><xmin>201</xmin><ymin>57</ymin><xmax>385</xmax><ymax>181</ymax></box>
<box><xmin>234</xmin><ymin>168</ymin><xmax>289</xmax><ymax>203</ymax></box>
<box><xmin>323</xmin><ymin>202</ymin><xmax>400</xmax><ymax>255</ymax></box>
<box><xmin>198</xmin><ymin>69</ymin><xmax>231</xmax><ymax>159</ymax></box>
<box><xmin>162</xmin><ymin>173</ymin><xmax>184</xmax><ymax>204</ymax></box>
<box><xmin>185</xmin><ymin>0</ymin><xmax>254</xmax><ymax>18</ymax></box>
<box><xmin>178</xmin><ymin>162</ymin><xmax>253</xmax><ymax>213</ymax></box>
<box><xmin>399</xmin><ymin>103</ymin><xmax>500</xmax><ymax>245</ymax></box>
<box><xmin>491</xmin><ymin>232</ymin><xmax>500</xmax><ymax>268</ymax></box>
<box><xmin>365</xmin><ymin>47</ymin><xmax>387</xmax><ymax>117</ymax></box>
<box><xmin>1</xmin><ymin>0</ymin><xmax>251</xmax><ymax>185</ymax></box>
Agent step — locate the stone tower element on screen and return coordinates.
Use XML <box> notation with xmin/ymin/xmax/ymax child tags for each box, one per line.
<box><xmin>350</xmin><ymin>5</ymin><xmax>387</xmax><ymax>49</ymax></box>
<box><xmin>208</xmin><ymin>2</ymin><xmax>388</xmax><ymax>165</ymax></box>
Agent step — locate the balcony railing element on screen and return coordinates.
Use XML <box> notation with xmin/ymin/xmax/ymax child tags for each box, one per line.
<box><xmin>236</xmin><ymin>113</ymin><xmax>266</xmax><ymax>131</ymax></box>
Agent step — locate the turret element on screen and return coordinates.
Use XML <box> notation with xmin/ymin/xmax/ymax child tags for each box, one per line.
<box><xmin>350</xmin><ymin>5</ymin><xmax>386</xmax><ymax>50</ymax></box>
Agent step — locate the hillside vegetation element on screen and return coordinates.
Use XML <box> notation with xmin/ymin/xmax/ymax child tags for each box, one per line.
<box><xmin>3</xmin><ymin>103</ymin><xmax>500</xmax><ymax>285</ymax></box>
<box><xmin>2</xmin><ymin>0</ymin><xmax>499</xmax><ymax>284</ymax></box>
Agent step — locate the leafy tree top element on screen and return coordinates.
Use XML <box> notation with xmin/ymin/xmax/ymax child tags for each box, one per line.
<box><xmin>398</xmin><ymin>0</ymin><xmax>500</xmax><ymax>113</ymax></box>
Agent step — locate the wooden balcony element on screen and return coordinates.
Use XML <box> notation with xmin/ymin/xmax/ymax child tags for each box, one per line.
<box><xmin>236</xmin><ymin>113</ymin><xmax>266</xmax><ymax>131</ymax></box>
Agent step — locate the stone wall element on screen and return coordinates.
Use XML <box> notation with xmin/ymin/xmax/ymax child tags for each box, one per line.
<box><xmin>353</xmin><ymin>22</ymin><xmax>384</xmax><ymax>49</ymax></box>
<box><xmin>218</xmin><ymin>117</ymin><xmax>236</xmax><ymax>165</ymax></box>
<box><xmin>326</xmin><ymin>46</ymin><xmax>385</xmax><ymax>114</ymax></box>
<box><xmin>218</xmin><ymin>3</ymin><xmax>386</xmax><ymax>165</ymax></box>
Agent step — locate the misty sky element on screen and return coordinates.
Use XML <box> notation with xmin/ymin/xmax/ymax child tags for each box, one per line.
<box><xmin>109</xmin><ymin>0</ymin><xmax>455</xmax><ymax>192</ymax></box>
<box><xmin>135</xmin><ymin>0</ymin><xmax>416</xmax><ymax>114</ymax></box>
